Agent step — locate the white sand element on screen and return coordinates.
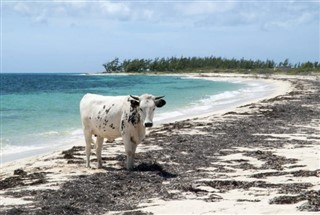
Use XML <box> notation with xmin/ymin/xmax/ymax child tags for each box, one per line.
<box><xmin>138</xmin><ymin>143</ymin><xmax>319</xmax><ymax>215</ymax></box>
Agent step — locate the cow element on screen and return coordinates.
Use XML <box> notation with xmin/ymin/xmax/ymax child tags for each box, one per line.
<box><xmin>80</xmin><ymin>93</ymin><xmax>166</xmax><ymax>170</ymax></box>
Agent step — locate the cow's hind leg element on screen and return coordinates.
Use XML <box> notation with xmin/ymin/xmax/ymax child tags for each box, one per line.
<box><xmin>84</xmin><ymin>129</ymin><xmax>93</xmax><ymax>168</ymax></box>
<box><xmin>95</xmin><ymin>136</ymin><xmax>104</xmax><ymax>169</ymax></box>
<box><xmin>123</xmin><ymin>136</ymin><xmax>137</xmax><ymax>170</ymax></box>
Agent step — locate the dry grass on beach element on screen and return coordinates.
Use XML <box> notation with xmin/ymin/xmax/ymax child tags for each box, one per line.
<box><xmin>1</xmin><ymin>74</ymin><xmax>319</xmax><ymax>215</ymax></box>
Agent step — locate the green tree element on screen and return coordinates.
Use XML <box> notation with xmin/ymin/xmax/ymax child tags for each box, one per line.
<box><xmin>103</xmin><ymin>57</ymin><xmax>121</xmax><ymax>73</ymax></box>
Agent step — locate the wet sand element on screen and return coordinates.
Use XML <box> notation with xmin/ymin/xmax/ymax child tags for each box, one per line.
<box><xmin>1</xmin><ymin>74</ymin><xmax>319</xmax><ymax>214</ymax></box>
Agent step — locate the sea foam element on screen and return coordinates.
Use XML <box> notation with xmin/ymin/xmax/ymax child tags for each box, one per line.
<box><xmin>155</xmin><ymin>77</ymin><xmax>273</xmax><ymax>124</ymax></box>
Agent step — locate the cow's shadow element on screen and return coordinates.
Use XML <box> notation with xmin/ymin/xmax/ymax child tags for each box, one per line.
<box><xmin>101</xmin><ymin>162</ymin><xmax>177</xmax><ymax>179</ymax></box>
<box><xmin>134</xmin><ymin>162</ymin><xmax>177</xmax><ymax>178</ymax></box>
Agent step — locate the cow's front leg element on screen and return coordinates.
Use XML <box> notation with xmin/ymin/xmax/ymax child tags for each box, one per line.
<box><xmin>95</xmin><ymin>136</ymin><xmax>104</xmax><ymax>169</ymax></box>
<box><xmin>123</xmin><ymin>137</ymin><xmax>137</xmax><ymax>170</ymax></box>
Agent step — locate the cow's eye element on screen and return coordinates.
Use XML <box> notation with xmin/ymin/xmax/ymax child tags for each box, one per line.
<box><xmin>153</xmin><ymin>108</ymin><xmax>155</xmax><ymax>111</ymax></box>
<box><xmin>139</xmin><ymin>108</ymin><xmax>143</xmax><ymax>112</ymax></box>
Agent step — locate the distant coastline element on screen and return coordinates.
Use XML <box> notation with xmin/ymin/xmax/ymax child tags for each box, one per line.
<box><xmin>101</xmin><ymin>56</ymin><xmax>320</xmax><ymax>75</ymax></box>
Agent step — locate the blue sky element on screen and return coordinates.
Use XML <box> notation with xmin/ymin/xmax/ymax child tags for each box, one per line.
<box><xmin>1</xmin><ymin>0</ymin><xmax>319</xmax><ymax>73</ymax></box>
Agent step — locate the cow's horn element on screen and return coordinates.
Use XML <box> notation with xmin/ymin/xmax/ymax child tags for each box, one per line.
<box><xmin>130</xmin><ymin>95</ymin><xmax>140</xmax><ymax>100</ymax></box>
<box><xmin>155</xmin><ymin>96</ymin><xmax>165</xmax><ymax>100</ymax></box>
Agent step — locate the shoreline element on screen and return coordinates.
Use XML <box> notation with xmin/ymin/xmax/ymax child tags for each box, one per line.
<box><xmin>1</xmin><ymin>74</ymin><xmax>290</xmax><ymax>165</ymax></box>
<box><xmin>155</xmin><ymin>73</ymin><xmax>292</xmax><ymax>124</ymax></box>
<box><xmin>1</xmin><ymin>74</ymin><xmax>319</xmax><ymax>214</ymax></box>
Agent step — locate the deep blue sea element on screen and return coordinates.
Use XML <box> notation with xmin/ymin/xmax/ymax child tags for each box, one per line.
<box><xmin>0</xmin><ymin>73</ymin><xmax>273</xmax><ymax>163</ymax></box>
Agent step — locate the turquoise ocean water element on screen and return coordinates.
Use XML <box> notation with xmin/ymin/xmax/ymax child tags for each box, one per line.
<box><xmin>1</xmin><ymin>73</ymin><xmax>272</xmax><ymax>162</ymax></box>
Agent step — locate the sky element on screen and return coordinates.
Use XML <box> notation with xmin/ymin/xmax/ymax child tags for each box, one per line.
<box><xmin>1</xmin><ymin>0</ymin><xmax>319</xmax><ymax>73</ymax></box>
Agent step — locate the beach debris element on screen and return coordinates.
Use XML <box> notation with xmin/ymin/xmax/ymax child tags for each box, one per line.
<box><xmin>270</xmin><ymin>190</ymin><xmax>320</xmax><ymax>212</ymax></box>
<box><xmin>298</xmin><ymin>190</ymin><xmax>320</xmax><ymax>212</ymax></box>
<box><xmin>269</xmin><ymin>195</ymin><xmax>305</xmax><ymax>204</ymax></box>
<box><xmin>0</xmin><ymin>170</ymin><xmax>47</xmax><ymax>190</ymax></box>
<box><xmin>61</xmin><ymin>146</ymin><xmax>85</xmax><ymax>163</ymax></box>
<box><xmin>243</xmin><ymin>150</ymin><xmax>298</xmax><ymax>170</ymax></box>
<box><xmin>13</xmin><ymin>169</ymin><xmax>27</xmax><ymax>176</ymax></box>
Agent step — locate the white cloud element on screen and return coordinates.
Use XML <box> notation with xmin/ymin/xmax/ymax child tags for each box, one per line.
<box><xmin>5</xmin><ymin>1</ymin><xmax>156</xmax><ymax>24</ymax></box>
<box><xmin>176</xmin><ymin>1</ymin><xmax>236</xmax><ymax>16</ymax></box>
<box><xmin>3</xmin><ymin>0</ymin><xmax>319</xmax><ymax>30</ymax></box>
<box><xmin>173</xmin><ymin>1</ymin><xmax>319</xmax><ymax>30</ymax></box>
<box><xmin>9</xmin><ymin>2</ymin><xmax>49</xmax><ymax>24</ymax></box>
<box><xmin>97</xmin><ymin>2</ymin><xmax>158</xmax><ymax>22</ymax></box>
<box><xmin>99</xmin><ymin>1</ymin><xmax>131</xmax><ymax>18</ymax></box>
<box><xmin>261</xmin><ymin>2</ymin><xmax>319</xmax><ymax>30</ymax></box>
<box><xmin>52</xmin><ymin>0</ymin><xmax>87</xmax><ymax>9</ymax></box>
<box><xmin>262</xmin><ymin>12</ymin><xmax>316</xmax><ymax>30</ymax></box>
<box><xmin>12</xmin><ymin>2</ymin><xmax>35</xmax><ymax>16</ymax></box>
<box><xmin>142</xmin><ymin>9</ymin><xmax>154</xmax><ymax>20</ymax></box>
<box><xmin>33</xmin><ymin>10</ymin><xmax>48</xmax><ymax>24</ymax></box>
<box><xmin>54</xmin><ymin>6</ymin><xmax>68</xmax><ymax>16</ymax></box>
<box><xmin>100</xmin><ymin>1</ymin><xmax>128</xmax><ymax>13</ymax></box>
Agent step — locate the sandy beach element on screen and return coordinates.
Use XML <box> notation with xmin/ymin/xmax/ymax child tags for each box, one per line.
<box><xmin>1</xmin><ymin>74</ymin><xmax>319</xmax><ymax>214</ymax></box>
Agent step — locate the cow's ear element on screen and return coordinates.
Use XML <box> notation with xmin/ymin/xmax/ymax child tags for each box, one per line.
<box><xmin>130</xmin><ymin>99</ymin><xmax>140</xmax><ymax>108</ymax></box>
<box><xmin>155</xmin><ymin>99</ymin><xmax>166</xmax><ymax>108</ymax></box>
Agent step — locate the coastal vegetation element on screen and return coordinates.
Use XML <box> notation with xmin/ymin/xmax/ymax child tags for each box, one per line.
<box><xmin>102</xmin><ymin>56</ymin><xmax>320</xmax><ymax>74</ymax></box>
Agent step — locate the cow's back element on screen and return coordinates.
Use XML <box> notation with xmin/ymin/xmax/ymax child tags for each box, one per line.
<box><xmin>80</xmin><ymin>94</ymin><xmax>127</xmax><ymax>139</ymax></box>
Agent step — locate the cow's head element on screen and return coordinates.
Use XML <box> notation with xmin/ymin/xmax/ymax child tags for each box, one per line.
<box><xmin>130</xmin><ymin>94</ymin><xmax>166</xmax><ymax>128</ymax></box>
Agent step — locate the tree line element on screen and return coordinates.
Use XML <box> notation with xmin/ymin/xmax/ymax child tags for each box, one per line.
<box><xmin>102</xmin><ymin>56</ymin><xmax>320</xmax><ymax>73</ymax></box>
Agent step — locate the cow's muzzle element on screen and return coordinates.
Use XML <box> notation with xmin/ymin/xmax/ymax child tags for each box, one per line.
<box><xmin>144</xmin><ymin>122</ymin><xmax>153</xmax><ymax>127</ymax></box>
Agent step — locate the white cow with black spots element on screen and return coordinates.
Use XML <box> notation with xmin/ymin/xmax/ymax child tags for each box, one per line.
<box><xmin>80</xmin><ymin>93</ymin><xmax>166</xmax><ymax>170</ymax></box>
